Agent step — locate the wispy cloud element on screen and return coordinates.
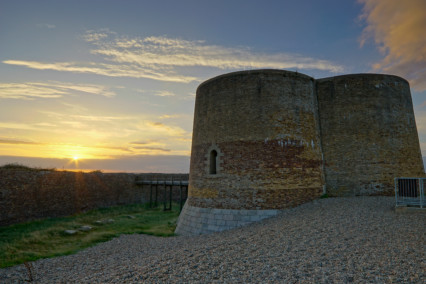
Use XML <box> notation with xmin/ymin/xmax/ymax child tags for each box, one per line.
<box><xmin>92</xmin><ymin>145</ymin><xmax>133</xmax><ymax>153</ymax></box>
<box><xmin>0</xmin><ymin>81</ymin><xmax>115</xmax><ymax>99</ymax></box>
<box><xmin>0</xmin><ymin>122</ymin><xmax>41</xmax><ymax>131</ymax></box>
<box><xmin>359</xmin><ymin>0</ymin><xmax>426</xmax><ymax>91</ymax></box>
<box><xmin>129</xmin><ymin>140</ymin><xmax>160</xmax><ymax>145</ymax></box>
<box><xmin>145</xmin><ymin>121</ymin><xmax>188</xmax><ymax>137</ymax></box>
<box><xmin>0</xmin><ymin>138</ymin><xmax>131</xmax><ymax>153</ymax></box>
<box><xmin>159</xmin><ymin>114</ymin><xmax>180</xmax><ymax>119</ymax></box>
<box><xmin>131</xmin><ymin>146</ymin><xmax>171</xmax><ymax>152</ymax></box>
<box><xmin>154</xmin><ymin>91</ymin><xmax>176</xmax><ymax>97</ymax></box>
<box><xmin>89</xmin><ymin>33</ymin><xmax>344</xmax><ymax>72</ymax></box>
<box><xmin>34</xmin><ymin>110</ymin><xmax>191</xmax><ymax>145</ymax></box>
<box><xmin>128</xmin><ymin>140</ymin><xmax>171</xmax><ymax>153</ymax></box>
<box><xmin>3</xmin><ymin>31</ymin><xmax>344</xmax><ymax>83</ymax></box>
<box><xmin>37</xmin><ymin>23</ymin><xmax>56</xmax><ymax>29</ymax></box>
<box><xmin>3</xmin><ymin>60</ymin><xmax>195</xmax><ymax>83</ymax></box>
<box><xmin>38</xmin><ymin>111</ymin><xmax>139</xmax><ymax>138</ymax></box>
<box><xmin>40</xmin><ymin>111</ymin><xmax>134</xmax><ymax>122</ymax></box>
<box><xmin>0</xmin><ymin>138</ymin><xmax>42</xmax><ymax>145</ymax></box>
<box><xmin>82</xmin><ymin>28</ymin><xmax>113</xmax><ymax>41</ymax></box>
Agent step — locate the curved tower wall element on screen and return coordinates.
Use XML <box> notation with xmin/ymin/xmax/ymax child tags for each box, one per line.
<box><xmin>317</xmin><ymin>74</ymin><xmax>425</xmax><ymax>196</ymax></box>
<box><xmin>176</xmin><ymin>70</ymin><xmax>325</xmax><ymax>235</ymax></box>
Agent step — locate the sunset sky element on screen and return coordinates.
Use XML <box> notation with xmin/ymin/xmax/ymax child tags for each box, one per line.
<box><xmin>0</xmin><ymin>0</ymin><xmax>425</xmax><ymax>173</ymax></box>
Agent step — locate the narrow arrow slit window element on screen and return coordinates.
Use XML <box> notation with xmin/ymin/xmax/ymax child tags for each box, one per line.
<box><xmin>209</xmin><ymin>150</ymin><xmax>218</xmax><ymax>174</ymax></box>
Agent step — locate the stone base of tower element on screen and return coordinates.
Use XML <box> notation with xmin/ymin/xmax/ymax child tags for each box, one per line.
<box><xmin>175</xmin><ymin>203</ymin><xmax>279</xmax><ymax>236</ymax></box>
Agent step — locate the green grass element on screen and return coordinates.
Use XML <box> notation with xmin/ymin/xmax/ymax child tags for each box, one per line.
<box><xmin>320</xmin><ymin>193</ymin><xmax>329</xmax><ymax>199</ymax></box>
<box><xmin>0</xmin><ymin>203</ymin><xmax>180</xmax><ymax>268</ymax></box>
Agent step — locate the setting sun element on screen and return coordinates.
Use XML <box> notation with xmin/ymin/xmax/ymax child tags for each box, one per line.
<box><xmin>73</xmin><ymin>156</ymin><xmax>79</xmax><ymax>161</ymax></box>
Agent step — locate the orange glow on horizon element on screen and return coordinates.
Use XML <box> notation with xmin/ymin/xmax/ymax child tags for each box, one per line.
<box><xmin>0</xmin><ymin>142</ymin><xmax>190</xmax><ymax>160</ymax></box>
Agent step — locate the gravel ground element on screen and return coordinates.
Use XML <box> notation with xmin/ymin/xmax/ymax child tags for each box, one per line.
<box><xmin>1</xmin><ymin>196</ymin><xmax>424</xmax><ymax>283</ymax></box>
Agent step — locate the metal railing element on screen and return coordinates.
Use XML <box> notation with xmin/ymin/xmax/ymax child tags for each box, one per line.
<box><xmin>394</xmin><ymin>177</ymin><xmax>425</xmax><ymax>208</ymax></box>
<box><xmin>135</xmin><ymin>178</ymin><xmax>189</xmax><ymax>211</ymax></box>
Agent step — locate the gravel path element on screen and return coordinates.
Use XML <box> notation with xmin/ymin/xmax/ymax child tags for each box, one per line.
<box><xmin>1</xmin><ymin>197</ymin><xmax>424</xmax><ymax>283</ymax></box>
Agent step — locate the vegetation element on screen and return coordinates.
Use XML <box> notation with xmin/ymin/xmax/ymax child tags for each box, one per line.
<box><xmin>320</xmin><ymin>193</ymin><xmax>329</xmax><ymax>199</ymax></box>
<box><xmin>0</xmin><ymin>163</ymin><xmax>55</xmax><ymax>172</ymax></box>
<box><xmin>0</xmin><ymin>203</ymin><xmax>179</xmax><ymax>268</ymax></box>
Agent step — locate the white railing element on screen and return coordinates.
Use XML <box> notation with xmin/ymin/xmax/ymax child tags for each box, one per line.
<box><xmin>394</xmin><ymin>178</ymin><xmax>425</xmax><ymax>208</ymax></box>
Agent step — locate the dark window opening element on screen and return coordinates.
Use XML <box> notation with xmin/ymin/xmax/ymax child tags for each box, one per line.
<box><xmin>209</xmin><ymin>150</ymin><xmax>218</xmax><ymax>174</ymax></box>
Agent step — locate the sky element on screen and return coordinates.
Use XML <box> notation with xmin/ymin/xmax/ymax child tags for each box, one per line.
<box><xmin>0</xmin><ymin>0</ymin><xmax>425</xmax><ymax>173</ymax></box>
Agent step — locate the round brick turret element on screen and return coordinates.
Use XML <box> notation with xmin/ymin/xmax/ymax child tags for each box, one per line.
<box><xmin>176</xmin><ymin>70</ymin><xmax>325</xmax><ymax>235</ymax></box>
<box><xmin>176</xmin><ymin>70</ymin><xmax>424</xmax><ymax>236</ymax></box>
<box><xmin>316</xmin><ymin>74</ymin><xmax>425</xmax><ymax>196</ymax></box>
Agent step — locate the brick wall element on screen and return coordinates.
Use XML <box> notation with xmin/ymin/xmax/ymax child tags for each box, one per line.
<box><xmin>0</xmin><ymin>170</ymin><xmax>188</xmax><ymax>226</ymax></box>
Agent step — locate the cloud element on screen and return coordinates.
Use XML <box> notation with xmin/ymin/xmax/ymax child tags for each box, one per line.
<box><xmin>31</xmin><ymin>110</ymin><xmax>191</xmax><ymax>147</ymax></box>
<box><xmin>0</xmin><ymin>138</ymin><xmax>41</xmax><ymax>145</ymax></box>
<box><xmin>37</xmin><ymin>23</ymin><xmax>56</xmax><ymax>29</ymax></box>
<box><xmin>154</xmin><ymin>91</ymin><xmax>175</xmax><ymax>97</ymax></box>
<box><xmin>131</xmin><ymin>146</ymin><xmax>171</xmax><ymax>152</ymax></box>
<box><xmin>145</xmin><ymin>121</ymin><xmax>186</xmax><ymax>136</ymax></box>
<box><xmin>3</xmin><ymin>31</ymin><xmax>344</xmax><ymax>83</ymax></box>
<box><xmin>0</xmin><ymin>122</ymin><xmax>41</xmax><ymax>131</ymax></box>
<box><xmin>89</xmin><ymin>32</ymin><xmax>344</xmax><ymax>72</ymax></box>
<box><xmin>34</xmin><ymin>122</ymin><xmax>57</xmax><ymax>127</ymax></box>
<box><xmin>38</xmin><ymin>111</ymin><xmax>139</xmax><ymax>139</ymax></box>
<box><xmin>92</xmin><ymin>145</ymin><xmax>133</xmax><ymax>153</ymax></box>
<box><xmin>128</xmin><ymin>140</ymin><xmax>173</xmax><ymax>153</ymax></box>
<box><xmin>0</xmin><ymin>82</ymin><xmax>63</xmax><ymax>99</ymax></box>
<box><xmin>0</xmin><ymin>138</ymin><xmax>131</xmax><ymax>153</ymax></box>
<box><xmin>359</xmin><ymin>0</ymin><xmax>426</xmax><ymax>91</ymax></box>
<box><xmin>129</xmin><ymin>140</ymin><xmax>160</xmax><ymax>145</ymax></box>
<box><xmin>3</xmin><ymin>60</ymin><xmax>196</xmax><ymax>83</ymax></box>
<box><xmin>41</xmin><ymin>111</ymin><xmax>134</xmax><ymax>122</ymax></box>
<box><xmin>146</xmin><ymin>121</ymin><xmax>177</xmax><ymax>131</ymax></box>
<box><xmin>82</xmin><ymin>29</ymin><xmax>113</xmax><ymax>42</ymax></box>
<box><xmin>61</xmin><ymin>103</ymin><xmax>89</xmax><ymax>113</ymax></box>
<box><xmin>70</xmin><ymin>114</ymin><xmax>134</xmax><ymax>122</ymax></box>
<box><xmin>0</xmin><ymin>81</ymin><xmax>115</xmax><ymax>100</ymax></box>
<box><xmin>159</xmin><ymin>114</ymin><xmax>180</xmax><ymax>119</ymax></box>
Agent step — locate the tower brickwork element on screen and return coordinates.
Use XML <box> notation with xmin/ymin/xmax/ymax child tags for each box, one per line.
<box><xmin>175</xmin><ymin>70</ymin><xmax>424</xmax><ymax>236</ymax></box>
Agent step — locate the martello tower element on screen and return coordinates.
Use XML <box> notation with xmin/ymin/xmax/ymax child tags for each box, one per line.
<box><xmin>175</xmin><ymin>69</ymin><xmax>424</xmax><ymax>236</ymax></box>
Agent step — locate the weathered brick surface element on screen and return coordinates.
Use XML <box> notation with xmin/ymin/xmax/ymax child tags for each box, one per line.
<box><xmin>189</xmin><ymin>70</ymin><xmax>324</xmax><ymax>210</ymax></box>
<box><xmin>177</xmin><ymin>69</ymin><xmax>425</xmax><ymax>235</ymax></box>
<box><xmin>317</xmin><ymin>74</ymin><xmax>425</xmax><ymax>196</ymax></box>
<box><xmin>0</xmin><ymin>170</ymin><xmax>188</xmax><ymax>226</ymax></box>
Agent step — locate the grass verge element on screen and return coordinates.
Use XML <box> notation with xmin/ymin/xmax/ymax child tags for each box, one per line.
<box><xmin>0</xmin><ymin>203</ymin><xmax>180</xmax><ymax>268</ymax></box>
